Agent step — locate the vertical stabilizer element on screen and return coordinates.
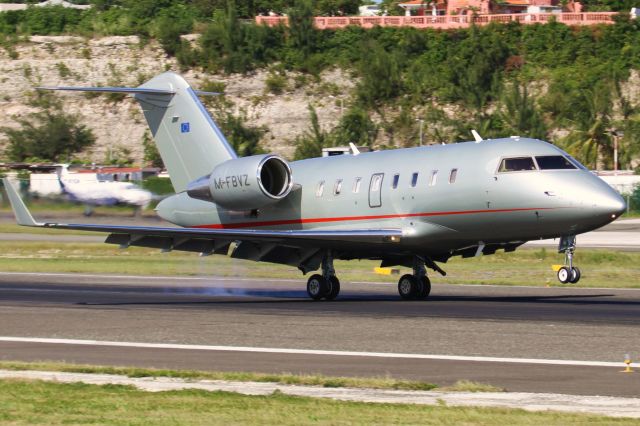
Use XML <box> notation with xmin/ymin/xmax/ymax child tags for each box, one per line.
<box><xmin>135</xmin><ymin>72</ymin><xmax>237</xmax><ymax>192</ymax></box>
<box><xmin>37</xmin><ymin>72</ymin><xmax>237</xmax><ymax>193</ymax></box>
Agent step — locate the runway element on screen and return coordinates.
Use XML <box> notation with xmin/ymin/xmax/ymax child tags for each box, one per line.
<box><xmin>0</xmin><ymin>273</ymin><xmax>639</xmax><ymax>397</ymax></box>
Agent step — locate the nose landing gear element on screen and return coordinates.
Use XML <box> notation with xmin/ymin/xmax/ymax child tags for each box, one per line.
<box><xmin>557</xmin><ymin>235</ymin><xmax>581</xmax><ymax>284</ymax></box>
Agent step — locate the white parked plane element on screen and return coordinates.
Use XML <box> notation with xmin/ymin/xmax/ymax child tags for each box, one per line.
<box><xmin>3</xmin><ymin>72</ymin><xmax>627</xmax><ymax>301</ymax></box>
<box><xmin>54</xmin><ymin>165</ymin><xmax>152</xmax><ymax>215</ymax></box>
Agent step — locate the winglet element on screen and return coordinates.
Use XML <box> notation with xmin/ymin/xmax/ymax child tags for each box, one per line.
<box><xmin>2</xmin><ymin>178</ymin><xmax>43</xmax><ymax>227</ymax></box>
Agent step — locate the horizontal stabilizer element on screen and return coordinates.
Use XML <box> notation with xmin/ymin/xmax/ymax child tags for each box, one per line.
<box><xmin>37</xmin><ymin>86</ymin><xmax>176</xmax><ymax>95</ymax></box>
<box><xmin>2</xmin><ymin>178</ymin><xmax>42</xmax><ymax>227</ymax></box>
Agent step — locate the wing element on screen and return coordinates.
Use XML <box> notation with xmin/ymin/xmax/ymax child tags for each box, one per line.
<box><xmin>3</xmin><ymin>178</ymin><xmax>402</xmax><ymax>272</ymax></box>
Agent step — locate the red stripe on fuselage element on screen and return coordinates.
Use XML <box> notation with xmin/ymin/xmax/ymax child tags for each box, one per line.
<box><xmin>193</xmin><ymin>207</ymin><xmax>556</xmax><ymax>229</ymax></box>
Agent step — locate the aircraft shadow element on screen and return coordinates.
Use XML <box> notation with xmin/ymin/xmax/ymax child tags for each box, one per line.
<box><xmin>76</xmin><ymin>291</ymin><xmax>640</xmax><ymax>308</ymax></box>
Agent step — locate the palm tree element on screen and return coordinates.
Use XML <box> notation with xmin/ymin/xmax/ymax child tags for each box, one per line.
<box><xmin>558</xmin><ymin>82</ymin><xmax>613</xmax><ymax>170</ymax></box>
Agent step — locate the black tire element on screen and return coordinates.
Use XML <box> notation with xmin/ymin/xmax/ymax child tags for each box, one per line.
<box><xmin>569</xmin><ymin>267</ymin><xmax>581</xmax><ymax>284</ymax></box>
<box><xmin>398</xmin><ymin>274</ymin><xmax>418</xmax><ymax>300</ymax></box>
<box><xmin>417</xmin><ymin>276</ymin><xmax>431</xmax><ymax>299</ymax></box>
<box><xmin>325</xmin><ymin>276</ymin><xmax>340</xmax><ymax>300</ymax></box>
<box><xmin>307</xmin><ymin>274</ymin><xmax>327</xmax><ymax>300</ymax></box>
<box><xmin>557</xmin><ymin>266</ymin><xmax>571</xmax><ymax>284</ymax></box>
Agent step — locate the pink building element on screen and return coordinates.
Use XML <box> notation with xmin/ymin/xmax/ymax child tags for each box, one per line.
<box><xmin>398</xmin><ymin>0</ymin><xmax>582</xmax><ymax>16</ymax></box>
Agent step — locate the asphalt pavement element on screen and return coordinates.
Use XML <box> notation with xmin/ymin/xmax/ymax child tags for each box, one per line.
<box><xmin>0</xmin><ymin>273</ymin><xmax>639</xmax><ymax>397</ymax></box>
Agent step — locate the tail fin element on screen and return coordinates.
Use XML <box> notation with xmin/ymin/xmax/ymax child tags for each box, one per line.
<box><xmin>38</xmin><ymin>72</ymin><xmax>237</xmax><ymax>192</ymax></box>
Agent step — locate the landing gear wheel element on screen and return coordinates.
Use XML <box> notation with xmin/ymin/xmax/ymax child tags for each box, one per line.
<box><xmin>557</xmin><ymin>266</ymin><xmax>571</xmax><ymax>284</ymax></box>
<box><xmin>398</xmin><ymin>274</ymin><xmax>418</xmax><ymax>300</ymax></box>
<box><xmin>325</xmin><ymin>276</ymin><xmax>340</xmax><ymax>300</ymax></box>
<box><xmin>416</xmin><ymin>276</ymin><xmax>431</xmax><ymax>299</ymax></box>
<box><xmin>569</xmin><ymin>267</ymin><xmax>581</xmax><ymax>284</ymax></box>
<box><xmin>307</xmin><ymin>274</ymin><xmax>328</xmax><ymax>300</ymax></box>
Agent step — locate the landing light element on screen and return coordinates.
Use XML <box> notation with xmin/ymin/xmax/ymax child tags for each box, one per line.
<box><xmin>612</xmin><ymin>214</ymin><xmax>617</xmax><ymax>219</ymax></box>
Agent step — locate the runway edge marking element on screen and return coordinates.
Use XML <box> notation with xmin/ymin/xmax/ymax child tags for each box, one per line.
<box><xmin>0</xmin><ymin>337</ymin><xmax>621</xmax><ymax>368</ymax></box>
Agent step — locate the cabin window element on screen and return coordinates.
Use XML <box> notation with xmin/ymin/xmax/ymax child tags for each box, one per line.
<box><xmin>449</xmin><ymin>168</ymin><xmax>458</xmax><ymax>184</ymax></box>
<box><xmin>316</xmin><ymin>181</ymin><xmax>325</xmax><ymax>197</ymax></box>
<box><xmin>392</xmin><ymin>174</ymin><xmax>400</xmax><ymax>189</ymax></box>
<box><xmin>411</xmin><ymin>172</ymin><xmax>419</xmax><ymax>187</ymax></box>
<box><xmin>498</xmin><ymin>157</ymin><xmax>537</xmax><ymax>172</ymax></box>
<box><xmin>353</xmin><ymin>177</ymin><xmax>361</xmax><ymax>193</ymax></box>
<box><xmin>334</xmin><ymin>179</ymin><xmax>343</xmax><ymax>195</ymax></box>
<box><xmin>429</xmin><ymin>170</ymin><xmax>438</xmax><ymax>187</ymax></box>
<box><xmin>535</xmin><ymin>156</ymin><xmax>577</xmax><ymax>170</ymax></box>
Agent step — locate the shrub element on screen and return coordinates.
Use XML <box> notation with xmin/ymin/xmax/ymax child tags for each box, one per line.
<box><xmin>2</xmin><ymin>93</ymin><xmax>95</xmax><ymax>162</ymax></box>
<box><xmin>265</xmin><ymin>72</ymin><xmax>288</xmax><ymax>94</ymax></box>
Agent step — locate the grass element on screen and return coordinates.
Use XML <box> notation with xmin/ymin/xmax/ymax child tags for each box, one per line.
<box><xmin>0</xmin><ymin>379</ymin><xmax>636</xmax><ymax>425</ymax></box>
<box><xmin>0</xmin><ymin>223</ymin><xmax>101</xmax><ymax>236</ymax></box>
<box><xmin>0</xmin><ymin>239</ymin><xmax>638</xmax><ymax>288</ymax></box>
<box><xmin>440</xmin><ymin>380</ymin><xmax>504</xmax><ymax>393</ymax></box>
<box><xmin>0</xmin><ymin>361</ymin><xmax>439</xmax><ymax>391</ymax></box>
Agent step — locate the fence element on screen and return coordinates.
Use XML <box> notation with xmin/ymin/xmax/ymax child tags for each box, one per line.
<box><xmin>255</xmin><ymin>13</ymin><xmax>618</xmax><ymax>29</ymax></box>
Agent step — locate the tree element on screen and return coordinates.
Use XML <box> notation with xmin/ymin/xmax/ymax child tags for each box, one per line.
<box><xmin>558</xmin><ymin>81</ymin><xmax>613</xmax><ymax>169</ymax></box>
<box><xmin>448</xmin><ymin>26</ymin><xmax>511</xmax><ymax>112</ymax></box>
<box><xmin>356</xmin><ymin>39</ymin><xmax>402</xmax><ymax>107</ymax></box>
<box><xmin>219</xmin><ymin>111</ymin><xmax>266</xmax><ymax>157</ymax></box>
<box><xmin>2</xmin><ymin>92</ymin><xmax>95</xmax><ymax>162</ymax></box>
<box><xmin>333</xmin><ymin>106</ymin><xmax>377</xmax><ymax>147</ymax></box>
<box><xmin>294</xmin><ymin>104</ymin><xmax>331</xmax><ymax>160</ymax></box>
<box><xmin>499</xmin><ymin>81</ymin><xmax>547</xmax><ymax>140</ymax></box>
<box><xmin>199</xmin><ymin>0</ymin><xmax>277</xmax><ymax>73</ymax></box>
<box><xmin>315</xmin><ymin>0</ymin><xmax>362</xmax><ymax>15</ymax></box>
<box><xmin>287</xmin><ymin>0</ymin><xmax>316</xmax><ymax>62</ymax></box>
<box><xmin>143</xmin><ymin>130</ymin><xmax>164</xmax><ymax>168</ymax></box>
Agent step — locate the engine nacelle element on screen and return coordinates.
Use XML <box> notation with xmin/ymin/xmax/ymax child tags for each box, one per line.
<box><xmin>186</xmin><ymin>154</ymin><xmax>293</xmax><ymax>210</ymax></box>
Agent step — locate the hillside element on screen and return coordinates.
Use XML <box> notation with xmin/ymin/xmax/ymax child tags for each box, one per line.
<box><xmin>0</xmin><ymin>35</ymin><xmax>354</xmax><ymax>162</ymax></box>
<box><xmin>1</xmin><ymin>1</ymin><xmax>640</xmax><ymax>171</ymax></box>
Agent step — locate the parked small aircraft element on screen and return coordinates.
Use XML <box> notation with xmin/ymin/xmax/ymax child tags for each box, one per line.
<box><xmin>56</xmin><ymin>165</ymin><xmax>152</xmax><ymax>215</ymax></box>
<box><xmin>3</xmin><ymin>72</ymin><xmax>627</xmax><ymax>300</ymax></box>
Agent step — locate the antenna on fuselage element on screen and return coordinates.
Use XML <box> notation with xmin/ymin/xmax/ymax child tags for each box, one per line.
<box><xmin>349</xmin><ymin>143</ymin><xmax>361</xmax><ymax>155</ymax></box>
<box><xmin>471</xmin><ymin>129</ymin><xmax>483</xmax><ymax>143</ymax></box>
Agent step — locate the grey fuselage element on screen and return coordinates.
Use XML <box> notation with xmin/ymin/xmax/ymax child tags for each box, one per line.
<box><xmin>157</xmin><ymin>138</ymin><xmax>626</xmax><ymax>262</ymax></box>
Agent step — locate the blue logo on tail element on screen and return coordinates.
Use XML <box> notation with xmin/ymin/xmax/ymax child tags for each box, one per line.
<box><xmin>181</xmin><ymin>122</ymin><xmax>190</xmax><ymax>133</ymax></box>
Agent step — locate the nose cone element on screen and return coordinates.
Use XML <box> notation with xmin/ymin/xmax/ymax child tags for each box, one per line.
<box><xmin>605</xmin><ymin>191</ymin><xmax>627</xmax><ymax>219</ymax></box>
<box><xmin>592</xmin><ymin>187</ymin><xmax>627</xmax><ymax>222</ymax></box>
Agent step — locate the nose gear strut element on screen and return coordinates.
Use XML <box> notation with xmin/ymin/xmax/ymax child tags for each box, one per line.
<box><xmin>557</xmin><ymin>235</ymin><xmax>581</xmax><ymax>284</ymax></box>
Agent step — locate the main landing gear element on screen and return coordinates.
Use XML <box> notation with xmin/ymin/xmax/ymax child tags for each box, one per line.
<box><xmin>305</xmin><ymin>252</ymin><xmax>436</xmax><ymax>301</ymax></box>
<box><xmin>397</xmin><ymin>256</ymin><xmax>431</xmax><ymax>300</ymax></box>
<box><xmin>306</xmin><ymin>251</ymin><xmax>340</xmax><ymax>301</ymax></box>
<box><xmin>557</xmin><ymin>235</ymin><xmax>581</xmax><ymax>284</ymax></box>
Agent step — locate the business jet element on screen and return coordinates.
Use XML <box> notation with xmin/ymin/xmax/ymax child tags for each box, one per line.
<box><xmin>56</xmin><ymin>165</ymin><xmax>152</xmax><ymax>215</ymax></box>
<box><xmin>3</xmin><ymin>72</ymin><xmax>627</xmax><ymax>301</ymax></box>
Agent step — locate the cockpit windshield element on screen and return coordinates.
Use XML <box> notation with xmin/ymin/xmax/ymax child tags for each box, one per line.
<box><xmin>534</xmin><ymin>156</ymin><xmax>576</xmax><ymax>170</ymax></box>
<box><xmin>498</xmin><ymin>157</ymin><xmax>537</xmax><ymax>172</ymax></box>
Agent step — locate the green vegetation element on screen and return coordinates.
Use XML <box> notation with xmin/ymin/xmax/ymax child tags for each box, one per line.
<box><xmin>0</xmin><ymin>361</ymin><xmax>440</xmax><ymax>391</ymax></box>
<box><xmin>0</xmin><ymin>239</ymin><xmax>637</xmax><ymax>288</ymax></box>
<box><xmin>1</xmin><ymin>92</ymin><xmax>95</xmax><ymax>162</ymax></box>
<box><xmin>0</xmin><ymin>1</ymin><xmax>639</xmax><ymax>170</ymax></box>
<box><xmin>0</xmin><ymin>379</ymin><xmax>636</xmax><ymax>425</ymax></box>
